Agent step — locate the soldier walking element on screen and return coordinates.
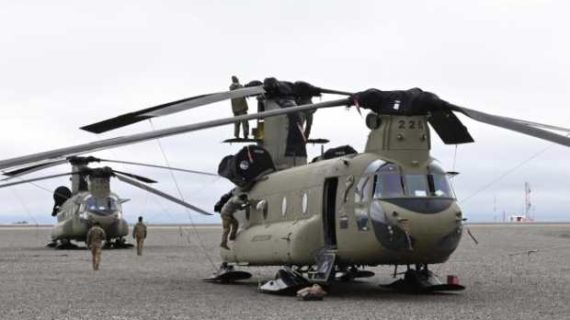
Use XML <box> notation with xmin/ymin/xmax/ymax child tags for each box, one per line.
<box><xmin>86</xmin><ymin>221</ymin><xmax>106</xmax><ymax>271</ymax></box>
<box><xmin>229</xmin><ymin>76</ymin><xmax>249</xmax><ymax>139</ymax></box>
<box><xmin>219</xmin><ymin>193</ymin><xmax>249</xmax><ymax>250</ymax></box>
<box><xmin>133</xmin><ymin>216</ymin><xmax>147</xmax><ymax>256</ymax></box>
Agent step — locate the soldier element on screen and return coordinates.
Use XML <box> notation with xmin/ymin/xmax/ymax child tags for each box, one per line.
<box><xmin>86</xmin><ymin>221</ymin><xmax>106</xmax><ymax>271</ymax></box>
<box><xmin>295</xmin><ymin>96</ymin><xmax>315</xmax><ymax>139</ymax></box>
<box><xmin>219</xmin><ymin>193</ymin><xmax>249</xmax><ymax>250</ymax></box>
<box><xmin>229</xmin><ymin>76</ymin><xmax>249</xmax><ymax>139</ymax></box>
<box><xmin>132</xmin><ymin>216</ymin><xmax>147</xmax><ymax>256</ymax></box>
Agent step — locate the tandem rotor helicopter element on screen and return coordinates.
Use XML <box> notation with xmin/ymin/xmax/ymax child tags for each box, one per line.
<box><xmin>1</xmin><ymin>77</ymin><xmax>569</xmax><ymax>293</ymax></box>
<box><xmin>0</xmin><ymin>155</ymin><xmax>214</xmax><ymax>249</ymax></box>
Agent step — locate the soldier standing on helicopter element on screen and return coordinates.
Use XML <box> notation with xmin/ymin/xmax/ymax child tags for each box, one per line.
<box><xmin>86</xmin><ymin>222</ymin><xmax>106</xmax><ymax>271</ymax></box>
<box><xmin>229</xmin><ymin>76</ymin><xmax>249</xmax><ymax>139</ymax></box>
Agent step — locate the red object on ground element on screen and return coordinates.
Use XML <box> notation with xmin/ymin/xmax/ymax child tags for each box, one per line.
<box><xmin>447</xmin><ymin>275</ymin><xmax>460</xmax><ymax>285</ymax></box>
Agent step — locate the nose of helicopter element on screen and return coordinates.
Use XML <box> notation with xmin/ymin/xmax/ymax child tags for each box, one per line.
<box><xmin>87</xmin><ymin>210</ymin><xmax>121</xmax><ymax>226</ymax></box>
<box><xmin>370</xmin><ymin>198</ymin><xmax>463</xmax><ymax>263</ymax></box>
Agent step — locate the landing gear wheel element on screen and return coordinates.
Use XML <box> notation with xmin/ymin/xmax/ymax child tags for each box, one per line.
<box><xmin>111</xmin><ymin>237</ymin><xmax>133</xmax><ymax>249</ymax></box>
<box><xmin>259</xmin><ymin>266</ymin><xmax>311</xmax><ymax>295</ymax></box>
<box><xmin>381</xmin><ymin>265</ymin><xmax>465</xmax><ymax>293</ymax></box>
<box><xmin>55</xmin><ymin>239</ymin><xmax>79</xmax><ymax>250</ymax></box>
<box><xmin>204</xmin><ymin>263</ymin><xmax>252</xmax><ymax>283</ymax></box>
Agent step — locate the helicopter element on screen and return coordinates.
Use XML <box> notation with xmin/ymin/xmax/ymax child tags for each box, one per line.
<box><xmin>0</xmin><ymin>155</ymin><xmax>214</xmax><ymax>249</ymax></box>
<box><xmin>0</xmin><ymin>78</ymin><xmax>569</xmax><ymax>293</ymax></box>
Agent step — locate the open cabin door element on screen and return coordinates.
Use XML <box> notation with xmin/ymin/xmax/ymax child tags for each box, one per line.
<box><xmin>322</xmin><ymin>177</ymin><xmax>338</xmax><ymax>248</ymax></box>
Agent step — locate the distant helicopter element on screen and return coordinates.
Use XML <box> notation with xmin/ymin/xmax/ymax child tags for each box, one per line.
<box><xmin>0</xmin><ymin>156</ymin><xmax>214</xmax><ymax>249</ymax></box>
<box><xmin>0</xmin><ymin>79</ymin><xmax>569</xmax><ymax>293</ymax></box>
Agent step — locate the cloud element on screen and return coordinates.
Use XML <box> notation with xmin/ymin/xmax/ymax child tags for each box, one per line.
<box><xmin>1</xmin><ymin>0</ymin><xmax>569</xmax><ymax>223</ymax></box>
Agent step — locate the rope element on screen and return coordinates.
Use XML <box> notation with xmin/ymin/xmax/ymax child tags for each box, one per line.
<box><xmin>8</xmin><ymin>187</ymin><xmax>41</xmax><ymax>242</ymax></box>
<box><xmin>452</xmin><ymin>145</ymin><xmax>458</xmax><ymax>172</ymax></box>
<box><xmin>148</xmin><ymin>120</ymin><xmax>218</xmax><ymax>271</ymax></box>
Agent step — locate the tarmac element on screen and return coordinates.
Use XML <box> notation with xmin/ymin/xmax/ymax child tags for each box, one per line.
<box><xmin>0</xmin><ymin>224</ymin><xmax>568</xmax><ymax>320</ymax></box>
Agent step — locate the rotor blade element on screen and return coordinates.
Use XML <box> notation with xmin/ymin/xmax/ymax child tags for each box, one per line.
<box><xmin>99</xmin><ymin>159</ymin><xmax>218</xmax><ymax>177</ymax></box>
<box><xmin>0</xmin><ymin>98</ymin><xmax>350</xmax><ymax>171</ymax></box>
<box><xmin>142</xmin><ymin>86</ymin><xmax>265</xmax><ymax>117</ymax></box>
<box><xmin>449</xmin><ymin>105</ymin><xmax>570</xmax><ymax>147</ymax></box>
<box><xmin>0</xmin><ymin>172</ymin><xmax>75</xmax><ymax>189</ymax></box>
<box><xmin>501</xmin><ymin>117</ymin><xmax>570</xmax><ymax>133</ymax></box>
<box><xmin>2</xmin><ymin>159</ymin><xmax>69</xmax><ymax>180</ymax></box>
<box><xmin>319</xmin><ymin>88</ymin><xmax>353</xmax><ymax>96</ymax></box>
<box><xmin>111</xmin><ymin>170</ymin><xmax>157</xmax><ymax>184</ymax></box>
<box><xmin>114</xmin><ymin>173</ymin><xmax>212</xmax><ymax>216</ymax></box>
<box><xmin>80</xmin><ymin>86</ymin><xmax>265</xmax><ymax>134</ymax></box>
<box><xmin>428</xmin><ymin>109</ymin><xmax>474</xmax><ymax>144</ymax></box>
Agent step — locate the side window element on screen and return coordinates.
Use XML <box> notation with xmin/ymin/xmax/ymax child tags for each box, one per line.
<box><xmin>354</xmin><ymin>175</ymin><xmax>373</xmax><ymax>231</ymax></box>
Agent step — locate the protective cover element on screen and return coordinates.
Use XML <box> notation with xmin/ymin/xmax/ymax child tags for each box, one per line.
<box><xmin>274</xmin><ymin>98</ymin><xmax>307</xmax><ymax>158</ymax></box>
<box><xmin>217</xmin><ymin>145</ymin><xmax>276</xmax><ymax>187</ymax></box>
<box><xmin>312</xmin><ymin>145</ymin><xmax>357</xmax><ymax>162</ymax></box>
<box><xmin>262</xmin><ymin>78</ymin><xmax>322</xmax><ymax>99</ymax></box>
<box><xmin>52</xmin><ymin>186</ymin><xmax>72</xmax><ymax>216</ymax></box>
<box><xmin>350</xmin><ymin>88</ymin><xmax>474</xmax><ymax>144</ymax></box>
<box><xmin>214</xmin><ymin>190</ymin><xmax>233</xmax><ymax>213</ymax></box>
<box><xmin>322</xmin><ymin>145</ymin><xmax>357</xmax><ymax>160</ymax></box>
<box><xmin>350</xmin><ymin>88</ymin><xmax>447</xmax><ymax>115</ymax></box>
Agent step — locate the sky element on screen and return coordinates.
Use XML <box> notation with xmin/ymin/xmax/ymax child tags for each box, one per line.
<box><xmin>0</xmin><ymin>0</ymin><xmax>569</xmax><ymax>224</ymax></box>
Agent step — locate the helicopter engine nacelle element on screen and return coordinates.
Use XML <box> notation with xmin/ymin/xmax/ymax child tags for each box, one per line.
<box><xmin>218</xmin><ymin>145</ymin><xmax>276</xmax><ymax>187</ymax></box>
<box><xmin>52</xmin><ymin>186</ymin><xmax>72</xmax><ymax>216</ymax></box>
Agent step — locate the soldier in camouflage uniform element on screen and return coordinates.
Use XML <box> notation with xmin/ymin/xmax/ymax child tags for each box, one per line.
<box><xmin>132</xmin><ymin>216</ymin><xmax>147</xmax><ymax>256</ymax></box>
<box><xmin>229</xmin><ymin>76</ymin><xmax>249</xmax><ymax>139</ymax></box>
<box><xmin>219</xmin><ymin>193</ymin><xmax>249</xmax><ymax>250</ymax></box>
<box><xmin>86</xmin><ymin>221</ymin><xmax>106</xmax><ymax>271</ymax></box>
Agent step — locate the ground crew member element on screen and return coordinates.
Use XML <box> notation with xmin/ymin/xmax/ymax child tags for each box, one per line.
<box><xmin>229</xmin><ymin>76</ymin><xmax>249</xmax><ymax>139</ymax></box>
<box><xmin>86</xmin><ymin>222</ymin><xmax>106</xmax><ymax>271</ymax></box>
<box><xmin>295</xmin><ymin>96</ymin><xmax>315</xmax><ymax>139</ymax></box>
<box><xmin>132</xmin><ymin>216</ymin><xmax>147</xmax><ymax>256</ymax></box>
<box><xmin>219</xmin><ymin>193</ymin><xmax>249</xmax><ymax>250</ymax></box>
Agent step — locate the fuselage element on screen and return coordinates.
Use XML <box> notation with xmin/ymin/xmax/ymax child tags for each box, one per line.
<box><xmin>51</xmin><ymin>192</ymin><xmax>129</xmax><ymax>241</ymax></box>
<box><xmin>222</xmin><ymin>152</ymin><xmax>463</xmax><ymax>266</ymax></box>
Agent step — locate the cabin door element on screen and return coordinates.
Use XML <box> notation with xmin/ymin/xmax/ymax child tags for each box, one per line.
<box><xmin>322</xmin><ymin>177</ymin><xmax>338</xmax><ymax>248</ymax></box>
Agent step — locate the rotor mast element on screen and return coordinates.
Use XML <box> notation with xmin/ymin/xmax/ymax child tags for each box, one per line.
<box><xmin>364</xmin><ymin>114</ymin><xmax>431</xmax><ymax>166</ymax></box>
<box><xmin>88</xmin><ymin>167</ymin><xmax>113</xmax><ymax>199</ymax></box>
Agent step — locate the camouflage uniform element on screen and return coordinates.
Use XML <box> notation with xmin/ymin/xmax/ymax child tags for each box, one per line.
<box><xmin>219</xmin><ymin>195</ymin><xmax>247</xmax><ymax>249</ymax></box>
<box><xmin>132</xmin><ymin>221</ymin><xmax>147</xmax><ymax>256</ymax></box>
<box><xmin>230</xmin><ymin>81</ymin><xmax>249</xmax><ymax>138</ymax></box>
<box><xmin>86</xmin><ymin>225</ymin><xmax>106</xmax><ymax>271</ymax></box>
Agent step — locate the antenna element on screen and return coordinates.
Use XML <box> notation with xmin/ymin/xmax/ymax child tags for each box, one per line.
<box><xmin>524</xmin><ymin>182</ymin><xmax>532</xmax><ymax>221</ymax></box>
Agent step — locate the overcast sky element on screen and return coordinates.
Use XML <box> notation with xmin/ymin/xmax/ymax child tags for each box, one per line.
<box><xmin>1</xmin><ymin>0</ymin><xmax>569</xmax><ymax>224</ymax></box>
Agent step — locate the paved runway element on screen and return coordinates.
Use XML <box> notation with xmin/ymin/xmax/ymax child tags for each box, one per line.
<box><xmin>0</xmin><ymin>224</ymin><xmax>568</xmax><ymax>320</ymax></box>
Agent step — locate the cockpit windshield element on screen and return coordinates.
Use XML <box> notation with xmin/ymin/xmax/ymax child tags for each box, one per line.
<box><xmin>427</xmin><ymin>164</ymin><xmax>455</xmax><ymax>198</ymax></box>
<box><xmin>85</xmin><ymin>196</ymin><xmax>119</xmax><ymax>215</ymax></box>
<box><xmin>372</xmin><ymin>162</ymin><xmax>455</xmax><ymax>199</ymax></box>
<box><xmin>373</xmin><ymin>164</ymin><xmax>404</xmax><ymax>198</ymax></box>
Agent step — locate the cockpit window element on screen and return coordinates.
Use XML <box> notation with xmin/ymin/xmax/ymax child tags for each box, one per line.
<box><xmin>373</xmin><ymin>164</ymin><xmax>404</xmax><ymax>198</ymax></box>
<box><xmin>427</xmin><ymin>163</ymin><xmax>455</xmax><ymax>198</ymax></box>
<box><xmin>371</xmin><ymin>162</ymin><xmax>455</xmax><ymax>199</ymax></box>
<box><xmin>85</xmin><ymin>196</ymin><xmax>118</xmax><ymax>215</ymax></box>
<box><xmin>405</xmin><ymin>174</ymin><xmax>428</xmax><ymax>197</ymax></box>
